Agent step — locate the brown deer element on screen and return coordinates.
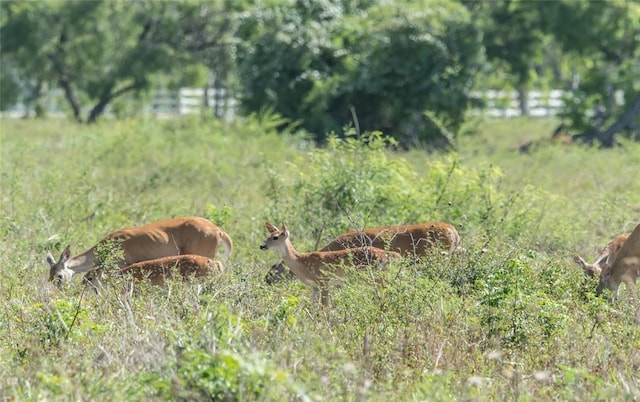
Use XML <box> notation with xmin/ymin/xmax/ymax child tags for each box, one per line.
<box><xmin>260</xmin><ymin>222</ymin><xmax>400</xmax><ymax>306</ymax></box>
<box><xmin>83</xmin><ymin>254</ymin><xmax>223</xmax><ymax>290</ymax></box>
<box><xmin>574</xmin><ymin>233</ymin><xmax>630</xmax><ymax>277</ymax></box>
<box><xmin>596</xmin><ymin>224</ymin><xmax>640</xmax><ymax>298</ymax></box>
<box><xmin>46</xmin><ymin>216</ymin><xmax>232</xmax><ymax>287</ymax></box>
<box><xmin>265</xmin><ymin>222</ymin><xmax>460</xmax><ymax>285</ymax></box>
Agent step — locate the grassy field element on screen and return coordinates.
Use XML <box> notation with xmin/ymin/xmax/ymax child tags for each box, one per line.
<box><xmin>1</xmin><ymin>115</ymin><xmax>639</xmax><ymax>401</ymax></box>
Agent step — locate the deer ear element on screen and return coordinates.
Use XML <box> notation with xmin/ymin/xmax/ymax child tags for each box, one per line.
<box><xmin>46</xmin><ymin>252</ymin><xmax>56</xmax><ymax>267</ymax></box>
<box><xmin>574</xmin><ymin>255</ymin><xmax>601</xmax><ymax>276</ymax></box>
<box><xmin>62</xmin><ymin>245</ymin><xmax>71</xmax><ymax>261</ymax></box>
<box><xmin>281</xmin><ymin>223</ymin><xmax>289</xmax><ymax>236</ymax></box>
<box><xmin>265</xmin><ymin>222</ymin><xmax>279</xmax><ymax>233</ymax></box>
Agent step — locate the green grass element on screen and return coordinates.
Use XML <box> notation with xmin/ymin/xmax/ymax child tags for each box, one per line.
<box><xmin>1</xmin><ymin>115</ymin><xmax>639</xmax><ymax>400</ymax></box>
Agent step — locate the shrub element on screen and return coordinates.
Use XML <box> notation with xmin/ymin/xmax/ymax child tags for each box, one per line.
<box><xmin>21</xmin><ymin>297</ymin><xmax>105</xmax><ymax>350</ymax></box>
<box><xmin>475</xmin><ymin>254</ymin><xmax>569</xmax><ymax>351</ymax></box>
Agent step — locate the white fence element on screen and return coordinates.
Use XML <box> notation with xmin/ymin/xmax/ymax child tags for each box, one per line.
<box><xmin>471</xmin><ymin>90</ymin><xmax>566</xmax><ymax>118</ymax></box>
<box><xmin>1</xmin><ymin>87</ymin><xmax>238</xmax><ymax>120</ymax></box>
<box><xmin>3</xmin><ymin>88</ymin><xmax>569</xmax><ymax>119</ymax></box>
<box><xmin>149</xmin><ymin>88</ymin><xmax>238</xmax><ymax>120</ymax></box>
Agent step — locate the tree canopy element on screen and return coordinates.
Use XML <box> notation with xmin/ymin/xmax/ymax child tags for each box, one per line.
<box><xmin>235</xmin><ymin>0</ymin><xmax>483</xmax><ymax>146</ymax></box>
<box><xmin>1</xmin><ymin>0</ymin><xmax>236</xmax><ymax>122</ymax></box>
<box><xmin>1</xmin><ymin>0</ymin><xmax>638</xmax><ymax>147</ymax></box>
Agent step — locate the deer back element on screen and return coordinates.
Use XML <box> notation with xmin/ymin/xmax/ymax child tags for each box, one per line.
<box><xmin>320</xmin><ymin>222</ymin><xmax>459</xmax><ymax>257</ymax></box>
<box><xmin>116</xmin><ymin>254</ymin><xmax>221</xmax><ymax>285</ymax></box>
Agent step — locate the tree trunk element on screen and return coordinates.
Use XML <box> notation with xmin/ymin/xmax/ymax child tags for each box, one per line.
<box><xmin>575</xmin><ymin>94</ymin><xmax>640</xmax><ymax>147</ymax></box>
<box><xmin>51</xmin><ymin>27</ymin><xmax>83</xmax><ymax>122</ymax></box>
<box><xmin>87</xmin><ymin>83</ymin><xmax>138</xmax><ymax>124</ymax></box>
<box><xmin>599</xmin><ymin>94</ymin><xmax>640</xmax><ymax>146</ymax></box>
<box><xmin>517</xmin><ymin>84</ymin><xmax>529</xmax><ymax>116</ymax></box>
<box><xmin>58</xmin><ymin>78</ymin><xmax>82</xmax><ymax>122</ymax></box>
<box><xmin>213</xmin><ymin>77</ymin><xmax>222</xmax><ymax>119</ymax></box>
<box><xmin>87</xmin><ymin>97</ymin><xmax>110</xmax><ymax>124</ymax></box>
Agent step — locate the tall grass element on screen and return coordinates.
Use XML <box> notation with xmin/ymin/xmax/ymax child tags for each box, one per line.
<box><xmin>1</xmin><ymin>115</ymin><xmax>639</xmax><ymax>400</ymax></box>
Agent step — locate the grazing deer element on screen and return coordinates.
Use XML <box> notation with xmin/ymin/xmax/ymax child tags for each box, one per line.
<box><xmin>518</xmin><ymin>124</ymin><xmax>573</xmax><ymax>154</ymax></box>
<box><xmin>265</xmin><ymin>222</ymin><xmax>461</xmax><ymax>285</ymax></box>
<box><xmin>260</xmin><ymin>222</ymin><xmax>400</xmax><ymax>306</ymax></box>
<box><xmin>596</xmin><ymin>223</ymin><xmax>640</xmax><ymax>299</ymax></box>
<box><xmin>322</xmin><ymin>222</ymin><xmax>461</xmax><ymax>255</ymax></box>
<box><xmin>83</xmin><ymin>254</ymin><xmax>223</xmax><ymax>290</ymax></box>
<box><xmin>574</xmin><ymin>233</ymin><xmax>630</xmax><ymax>277</ymax></box>
<box><xmin>46</xmin><ymin>216</ymin><xmax>232</xmax><ymax>287</ymax></box>
<box><xmin>550</xmin><ymin>124</ymin><xmax>573</xmax><ymax>145</ymax></box>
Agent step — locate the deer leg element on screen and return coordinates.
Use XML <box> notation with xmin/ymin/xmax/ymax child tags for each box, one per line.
<box><xmin>320</xmin><ymin>288</ymin><xmax>330</xmax><ymax>307</ymax></box>
<box><xmin>626</xmin><ymin>281</ymin><xmax>640</xmax><ymax>325</ymax></box>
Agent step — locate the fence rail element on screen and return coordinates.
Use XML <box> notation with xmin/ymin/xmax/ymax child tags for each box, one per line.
<box><xmin>3</xmin><ymin>88</ymin><xmax>570</xmax><ymax>120</ymax></box>
<box><xmin>470</xmin><ymin>90</ymin><xmax>566</xmax><ymax>117</ymax></box>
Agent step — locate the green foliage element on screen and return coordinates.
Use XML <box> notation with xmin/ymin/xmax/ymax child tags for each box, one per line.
<box><xmin>275</xmin><ymin>124</ymin><xmax>629</xmax><ymax>253</ymax></box>
<box><xmin>169</xmin><ymin>301</ymin><xmax>295</xmax><ymax>400</ymax></box>
<box><xmin>94</xmin><ymin>238</ymin><xmax>125</xmax><ymax>272</ymax></box>
<box><xmin>476</xmin><ymin>254</ymin><xmax>569</xmax><ymax>350</ymax></box>
<box><xmin>177</xmin><ymin>348</ymin><xmax>277</xmax><ymax>400</ymax></box>
<box><xmin>3</xmin><ymin>0</ymin><xmax>639</xmax><ymax>144</ymax></box>
<box><xmin>0</xmin><ymin>56</ymin><xmax>22</xmax><ymax>111</ymax></box>
<box><xmin>291</xmin><ymin>130</ymin><xmax>419</xmax><ymax>233</ymax></box>
<box><xmin>0</xmin><ymin>1</ymin><xmax>232</xmax><ymax>122</ymax></box>
<box><xmin>332</xmin><ymin>269</ymin><xmax>463</xmax><ymax>381</ymax></box>
<box><xmin>470</xmin><ymin>1</ymin><xmax>548</xmax><ymax>86</ymax></box>
<box><xmin>205</xmin><ymin>203</ymin><xmax>233</xmax><ymax>228</ymax></box>
<box><xmin>268</xmin><ymin>294</ymin><xmax>301</xmax><ymax>329</ymax></box>
<box><xmin>236</xmin><ymin>0</ymin><xmax>484</xmax><ymax>147</ymax></box>
<box><xmin>22</xmin><ymin>298</ymin><xmax>105</xmax><ymax>350</ymax></box>
<box><xmin>540</xmin><ymin>1</ymin><xmax>640</xmax><ymax>139</ymax></box>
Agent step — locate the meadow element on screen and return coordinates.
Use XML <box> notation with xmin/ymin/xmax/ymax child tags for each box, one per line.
<box><xmin>0</xmin><ymin>115</ymin><xmax>639</xmax><ymax>401</ymax></box>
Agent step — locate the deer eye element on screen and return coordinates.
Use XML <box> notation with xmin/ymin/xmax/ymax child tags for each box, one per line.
<box><xmin>272</xmin><ymin>236</ymin><xmax>279</xmax><ymax>240</ymax></box>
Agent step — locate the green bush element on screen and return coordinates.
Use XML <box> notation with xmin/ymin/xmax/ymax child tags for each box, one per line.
<box><xmin>475</xmin><ymin>254</ymin><xmax>570</xmax><ymax>351</ymax></box>
<box><xmin>291</xmin><ymin>131</ymin><xmax>419</xmax><ymax>232</ymax></box>
<box><xmin>21</xmin><ymin>297</ymin><xmax>105</xmax><ymax>350</ymax></box>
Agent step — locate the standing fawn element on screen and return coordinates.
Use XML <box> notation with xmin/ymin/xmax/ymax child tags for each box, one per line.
<box><xmin>260</xmin><ymin>222</ymin><xmax>400</xmax><ymax>306</ymax></box>
<box><xmin>265</xmin><ymin>222</ymin><xmax>460</xmax><ymax>285</ymax></box>
<box><xmin>83</xmin><ymin>254</ymin><xmax>224</xmax><ymax>291</ymax></box>
<box><xmin>46</xmin><ymin>216</ymin><xmax>232</xmax><ymax>287</ymax></box>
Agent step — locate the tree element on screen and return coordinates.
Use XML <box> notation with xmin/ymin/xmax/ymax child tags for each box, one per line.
<box><xmin>537</xmin><ymin>0</ymin><xmax>640</xmax><ymax>145</ymax></box>
<box><xmin>463</xmin><ymin>1</ymin><xmax>549</xmax><ymax>116</ymax></box>
<box><xmin>234</xmin><ymin>0</ymin><xmax>344</xmax><ymax>137</ymax></box>
<box><xmin>149</xmin><ymin>0</ymin><xmax>243</xmax><ymax>119</ymax></box>
<box><xmin>0</xmin><ymin>51</ymin><xmax>28</xmax><ymax>113</ymax></box>
<box><xmin>235</xmin><ymin>0</ymin><xmax>484</xmax><ymax>148</ymax></box>
<box><xmin>0</xmin><ymin>0</ymin><xmax>236</xmax><ymax>123</ymax></box>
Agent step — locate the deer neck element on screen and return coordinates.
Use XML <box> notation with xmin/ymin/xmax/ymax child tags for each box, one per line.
<box><xmin>66</xmin><ymin>249</ymin><xmax>96</xmax><ymax>274</ymax></box>
<box><xmin>279</xmin><ymin>240</ymin><xmax>317</xmax><ymax>285</ymax></box>
<box><xmin>277</xmin><ymin>240</ymin><xmax>300</xmax><ymax>265</ymax></box>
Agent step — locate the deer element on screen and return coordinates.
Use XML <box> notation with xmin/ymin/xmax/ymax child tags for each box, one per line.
<box><xmin>596</xmin><ymin>223</ymin><xmax>640</xmax><ymax>299</ymax></box>
<box><xmin>260</xmin><ymin>222</ymin><xmax>401</xmax><ymax>306</ymax></box>
<box><xmin>518</xmin><ymin>124</ymin><xmax>573</xmax><ymax>154</ymax></box>
<box><xmin>265</xmin><ymin>222</ymin><xmax>461</xmax><ymax>285</ymax></box>
<box><xmin>574</xmin><ymin>233</ymin><xmax>630</xmax><ymax>277</ymax></box>
<box><xmin>45</xmin><ymin>216</ymin><xmax>232</xmax><ymax>288</ymax></box>
<box><xmin>83</xmin><ymin>254</ymin><xmax>224</xmax><ymax>291</ymax></box>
